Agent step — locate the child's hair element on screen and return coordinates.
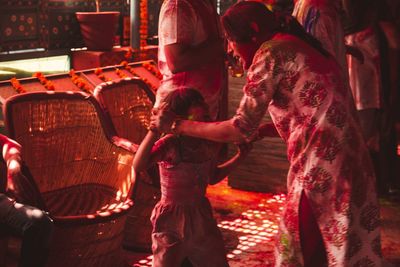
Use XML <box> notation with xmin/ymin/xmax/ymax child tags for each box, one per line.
<box><xmin>221</xmin><ymin>1</ymin><xmax>330</xmax><ymax>58</ymax></box>
<box><xmin>163</xmin><ymin>88</ymin><xmax>207</xmax><ymax>119</ymax></box>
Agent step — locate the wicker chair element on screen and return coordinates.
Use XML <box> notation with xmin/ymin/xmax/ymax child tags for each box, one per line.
<box><xmin>3</xmin><ymin>91</ymin><xmax>137</xmax><ymax>267</ymax></box>
<box><xmin>94</xmin><ymin>77</ymin><xmax>160</xmax><ymax>252</ymax></box>
<box><xmin>94</xmin><ymin>77</ymin><xmax>155</xmax><ymax>144</ymax></box>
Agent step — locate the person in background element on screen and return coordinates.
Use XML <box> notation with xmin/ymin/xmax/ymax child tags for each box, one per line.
<box><xmin>133</xmin><ymin>88</ymin><xmax>251</xmax><ymax>267</ymax></box>
<box><xmin>342</xmin><ymin>0</ymin><xmax>400</xmax><ymax>196</ymax></box>
<box><xmin>292</xmin><ymin>0</ymin><xmax>349</xmax><ymax>77</ymax></box>
<box><xmin>156</xmin><ymin>0</ymin><xmax>226</xmax><ymax>121</ymax></box>
<box><xmin>151</xmin><ymin>2</ymin><xmax>382</xmax><ymax>266</ymax></box>
<box><xmin>0</xmin><ymin>134</ymin><xmax>53</xmax><ymax>267</ymax></box>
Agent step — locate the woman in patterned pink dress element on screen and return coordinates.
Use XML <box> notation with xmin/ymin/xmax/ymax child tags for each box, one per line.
<box><xmin>133</xmin><ymin>88</ymin><xmax>251</xmax><ymax>267</ymax></box>
<box><xmin>151</xmin><ymin>2</ymin><xmax>382</xmax><ymax>266</ymax></box>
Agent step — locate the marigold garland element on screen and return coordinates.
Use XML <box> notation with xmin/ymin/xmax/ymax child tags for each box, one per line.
<box><xmin>115</xmin><ymin>68</ymin><xmax>128</xmax><ymax>79</ymax></box>
<box><xmin>139</xmin><ymin>0</ymin><xmax>148</xmax><ymax>48</ymax></box>
<box><xmin>120</xmin><ymin>61</ymin><xmax>158</xmax><ymax>91</ymax></box>
<box><xmin>142</xmin><ymin>62</ymin><xmax>162</xmax><ymax>79</ymax></box>
<box><xmin>69</xmin><ymin>69</ymin><xmax>92</xmax><ymax>93</ymax></box>
<box><xmin>120</xmin><ymin>61</ymin><xmax>140</xmax><ymax>77</ymax></box>
<box><xmin>94</xmin><ymin>68</ymin><xmax>112</xmax><ymax>82</ymax></box>
<box><xmin>33</xmin><ymin>72</ymin><xmax>55</xmax><ymax>91</ymax></box>
<box><xmin>10</xmin><ymin>77</ymin><xmax>26</xmax><ymax>93</ymax></box>
<box><xmin>124</xmin><ymin>48</ymin><xmax>133</xmax><ymax>61</ymax></box>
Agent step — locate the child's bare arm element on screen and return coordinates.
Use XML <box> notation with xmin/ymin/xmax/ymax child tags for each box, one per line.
<box><xmin>133</xmin><ymin>130</ymin><xmax>160</xmax><ymax>173</ymax></box>
<box><xmin>210</xmin><ymin>143</ymin><xmax>252</xmax><ymax>185</ymax></box>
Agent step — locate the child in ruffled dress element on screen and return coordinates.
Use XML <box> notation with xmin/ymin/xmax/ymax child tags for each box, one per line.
<box><xmin>133</xmin><ymin>87</ymin><xmax>251</xmax><ymax>267</ymax></box>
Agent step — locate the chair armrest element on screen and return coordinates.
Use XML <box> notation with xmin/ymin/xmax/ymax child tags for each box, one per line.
<box><xmin>2</xmin><ymin>142</ymin><xmax>46</xmax><ymax>209</ymax></box>
<box><xmin>53</xmin><ymin>199</ymin><xmax>134</xmax><ymax>226</ymax></box>
<box><xmin>111</xmin><ymin>136</ymin><xmax>138</xmax><ymax>153</ymax></box>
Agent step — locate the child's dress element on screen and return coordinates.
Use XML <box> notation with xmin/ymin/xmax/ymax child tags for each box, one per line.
<box><xmin>150</xmin><ymin>136</ymin><xmax>229</xmax><ymax>267</ymax></box>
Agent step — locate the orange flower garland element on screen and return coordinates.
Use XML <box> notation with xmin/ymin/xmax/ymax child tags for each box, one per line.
<box><xmin>33</xmin><ymin>72</ymin><xmax>55</xmax><ymax>91</ymax></box>
<box><xmin>139</xmin><ymin>0</ymin><xmax>148</xmax><ymax>48</ymax></box>
<box><xmin>124</xmin><ymin>48</ymin><xmax>133</xmax><ymax>61</ymax></box>
<box><xmin>94</xmin><ymin>68</ymin><xmax>112</xmax><ymax>82</ymax></box>
<box><xmin>69</xmin><ymin>69</ymin><xmax>92</xmax><ymax>93</ymax></box>
<box><xmin>10</xmin><ymin>77</ymin><xmax>26</xmax><ymax>93</ymax></box>
<box><xmin>142</xmin><ymin>62</ymin><xmax>162</xmax><ymax>79</ymax></box>
<box><xmin>120</xmin><ymin>61</ymin><xmax>158</xmax><ymax>91</ymax></box>
<box><xmin>115</xmin><ymin>68</ymin><xmax>128</xmax><ymax>79</ymax></box>
<box><xmin>120</xmin><ymin>61</ymin><xmax>140</xmax><ymax>77</ymax></box>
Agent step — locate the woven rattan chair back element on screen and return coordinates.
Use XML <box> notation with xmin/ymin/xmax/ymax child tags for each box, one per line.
<box><xmin>94</xmin><ymin>78</ymin><xmax>161</xmax><ymax>252</ymax></box>
<box><xmin>94</xmin><ymin>77</ymin><xmax>155</xmax><ymax>145</ymax></box>
<box><xmin>4</xmin><ymin>91</ymin><xmax>134</xmax><ymax>200</ymax></box>
<box><xmin>3</xmin><ymin>91</ymin><xmax>137</xmax><ymax>267</ymax></box>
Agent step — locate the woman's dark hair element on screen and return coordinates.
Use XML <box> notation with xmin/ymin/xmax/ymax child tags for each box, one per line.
<box><xmin>163</xmin><ymin>88</ymin><xmax>207</xmax><ymax>118</ymax></box>
<box><xmin>221</xmin><ymin>1</ymin><xmax>330</xmax><ymax>58</ymax></box>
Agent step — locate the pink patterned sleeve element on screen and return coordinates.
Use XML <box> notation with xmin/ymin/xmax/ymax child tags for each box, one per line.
<box><xmin>232</xmin><ymin>49</ymin><xmax>280</xmax><ymax>142</ymax></box>
<box><xmin>159</xmin><ymin>0</ymin><xmax>197</xmax><ymax>46</ymax></box>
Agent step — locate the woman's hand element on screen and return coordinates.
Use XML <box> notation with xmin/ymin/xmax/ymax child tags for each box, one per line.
<box><xmin>150</xmin><ymin>104</ymin><xmax>176</xmax><ymax>133</ymax></box>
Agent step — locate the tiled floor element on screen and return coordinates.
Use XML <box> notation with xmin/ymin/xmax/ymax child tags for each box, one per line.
<box><xmin>125</xmin><ymin>179</ymin><xmax>400</xmax><ymax>267</ymax></box>
<box><xmin>125</xmin><ymin>75</ymin><xmax>400</xmax><ymax>267</ymax></box>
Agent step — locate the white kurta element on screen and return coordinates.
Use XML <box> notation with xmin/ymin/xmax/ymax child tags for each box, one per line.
<box><xmin>233</xmin><ymin>33</ymin><xmax>382</xmax><ymax>267</ymax></box>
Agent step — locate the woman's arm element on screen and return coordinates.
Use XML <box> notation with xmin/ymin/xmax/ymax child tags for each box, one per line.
<box><xmin>153</xmin><ymin>116</ymin><xmax>278</xmax><ymax>143</ymax></box>
<box><xmin>132</xmin><ymin>130</ymin><xmax>161</xmax><ymax>173</ymax></box>
<box><xmin>175</xmin><ymin>119</ymin><xmax>245</xmax><ymax>143</ymax></box>
<box><xmin>210</xmin><ymin>143</ymin><xmax>252</xmax><ymax>185</ymax></box>
<box><xmin>152</xmin><ymin>45</ymin><xmax>276</xmax><ymax>143</ymax></box>
<box><xmin>153</xmin><ymin>116</ymin><xmax>246</xmax><ymax>144</ymax></box>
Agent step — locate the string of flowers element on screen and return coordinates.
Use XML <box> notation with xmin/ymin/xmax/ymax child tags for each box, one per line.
<box><xmin>139</xmin><ymin>0</ymin><xmax>148</xmax><ymax>48</ymax></box>
<box><xmin>120</xmin><ymin>61</ymin><xmax>158</xmax><ymax>91</ymax></box>
<box><xmin>10</xmin><ymin>77</ymin><xmax>26</xmax><ymax>94</ymax></box>
<box><xmin>124</xmin><ymin>48</ymin><xmax>133</xmax><ymax>61</ymax></box>
<box><xmin>69</xmin><ymin>69</ymin><xmax>92</xmax><ymax>93</ymax></box>
<box><xmin>33</xmin><ymin>72</ymin><xmax>55</xmax><ymax>91</ymax></box>
<box><xmin>115</xmin><ymin>68</ymin><xmax>128</xmax><ymax>79</ymax></box>
<box><xmin>120</xmin><ymin>61</ymin><xmax>140</xmax><ymax>77</ymax></box>
<box><xmin>94</xmin><ymin>68</ymin><xmax>112</xmax><ymax>82</ymax></box>
<box><xmin>142</xmin><ymin>62</ymin><xmax>162</xmax><ymax>79</ymax></box>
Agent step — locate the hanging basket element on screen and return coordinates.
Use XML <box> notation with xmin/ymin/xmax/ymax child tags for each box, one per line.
<box><xmin>76</xmin><ymin>11</ymin><xmax>120</xmax><ymax>51</ymax></box>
